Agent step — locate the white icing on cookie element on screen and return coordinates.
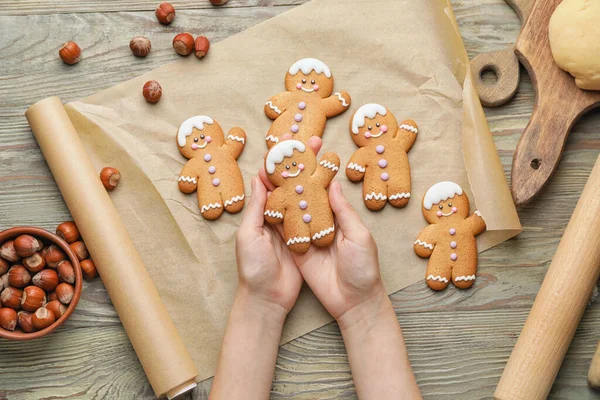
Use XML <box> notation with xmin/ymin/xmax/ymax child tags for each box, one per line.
<box><xmin>347</xmin><ymin>163</ymin><xmax>366</xmax><ymax>173</ymax></box>
<box><xmin>227</xmin><ymin>135</ymin><xmax>245</xmax><ymax>144</ymax></box>
<box><xmin>427</xmin><ymin>275</ymin><xmax>449</xmax><ymax>283</ymax></box>
<box><xmin>399</xmin><ymin>124</ymin><xmax>418</xmax><ymax>134</ymax></box>
<box><xmin>414</xmin><ymin>239</ymin><xmax>433</xmax><ymax>249</ymax></box>
<box><xmin>224</xmin><ymin>195</ymin><xmax>244</xmax><ymax>207</ymax></box>
<box><xmin>352</xmin><ymin>104</ymin><xmax>387</xmax><ymax>134</ymax></box>
<box><xmin>266</xmin><ymin>135</ymin><xmax>279</xmax><ymax>144</ymax></box>
<box><xmin>264</xmin><ymin>210</ymin><xmax>283</xmax><ymax>219</ymax></box>
<box><xmin>265</xmin><ymin>101</ymin><xmax>282</xmax><ymax>115</ymax></box>
<box><xmin>178</xmin><ymin>175</ymin><xmax>197</xmax><ymax>184</ymax></box>
<box><xmin>265</xmin><ymin>140</ymin><xmax>306</xmax><ymax>174</ymax></box>
<box><xmin>288</xmin><ymin>58</ymin><xmax>331</xmax><ymax>78</ymax></box>
<box><xmin>200</xmin><ymin>202</ymin><xmax>221</xmax><ymax>214</ymax></box>
<box><xmin>365</xmin><ymin>192</ymin><xmax>387</xmax><ymax>201</ymax></box>
<box><xmin>389</xmin><ymin>192</ymin><xmax>411</xmax><ymax>200</ymax></box>
<box><xmin>474</xmin><ymin>210</ymin><xmax>482</xmax><ymax>217</ymax></box>
<box><xmin>334</xmin><ymin>92</ymin><xmax>349</xmax><ymax>107</ymax></box>
<box><xmin>319</xmin><ymin>160</ymin><xmax>339</xmax><ymax>172</ymax></box>
<box><xmin>312</xmin><ymin>226</ymin><xmax>335</xmax><ymax>240</ymax></box>
<box><xmin>423</xmin><ymin>181</ymin><xmax>463</xmax><ymax>210</ymax></box>
<box><xmin>454</xmin><ymin>275</ymin><xmax>476</xmax><ymax>282</ymax></box>
<box><xmin>286</xmin><ymin>236</ymin><xmax>310</xmax><ymax>246</ymax></box>
<box><xmin>177</xmin><ymin>116</ymin><xmax>214</xmax><ymax>147</ymax></box>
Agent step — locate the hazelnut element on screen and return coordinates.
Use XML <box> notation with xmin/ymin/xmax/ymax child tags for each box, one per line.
<box><xmin>1</xmin><ymin>287</ymin><xmax>23</xmax><ymax>310</ymax></box>
<box><xmin>69</xmin><ymin>241</ymin><xmax>88</xmax><ymax>261</ymax></box>
<box><xmin>100</xmin><ymin>167</ymin><xmax>121</xmax><ymax>191</ymax></box>
<box><xmin>32</xmin><ymin>307</ymin><xmax>55</xmax><ymax>330</ymax></box>
<box><xmin>0</xmin><ymin>240</ymin><xmax>20</xmax><ymax>262</ymax></box>
<box><xmin>45</xmin><ymin>244</ymin><xmax>66</xmax><ymax>268</ymax></box>
<box><xmin>14</xmin><ymin>235</ymin><xmax>43</xmax><ymax>258</ymax></box>
<box><xmin>23</xmin><ymin>252</ymin><xmax>46</xmax><ymax>273</ymax></box>
<box><xmin>0</xmin><ymin>308</ymin><xmax>17</xmax><ymax>331</ymax></box>
<box><xmin>44</xmin><ymin>300</ymin><xmax>67</xmax><ymax>320</ymax></box>
<box><xmin>143</xmin><ymin>80</ymin><xmax>162</xmax><ymax>103</ymax></box>
<box><xmin>8</xmin><ymin>265</ymin><xmax>31</xmax><ymax>288</ymax></box>
<box><xmin>56</xmin><ymin>221</ymin><xmax>80</xmax><ymax>244</ymax></box>
<box><xmin>47</xmin><ymin>291</ymin><xmax>58</xmax><ymax>302</ymax></box>
<box><xmin>0</xmin><ymin>257</ymin><xmax>8</xmax><ymax>275</ymax></box>
<box><xmin>59</xmin><ymin>41</ymin><xmax>81</xmax><ymax>65</ymax></box>
<box><xmin>209</xmin><ymin>0</ymin><xmax>229</xmax><ymax>5</ymax></box>
<box><xmin>32</xmin><ymin>269</ymin><xmax>59</xmax><ymax>292</ymax></box>
<box><xmin>21</xmin><ymin>286</ymin><xmax>46</xmax><ymax>312</ymax></box>
<box><xmin>17</xmin><ymin>311</ymin><xmax>34</xmax><ymax>333</ymax></box>
<box><xmin>55</xmin><ymin>283</ymin><xmax>74</xmax><ymax>305</ymax></box>
<box><xmin>0</xmin><ymin>274</ymin><xmax>8</xmax><ymax>291</ymax></box>
<box><xmin>194</xmin><ymin>36</ymin><xmax>210</xmax><ymax>59</ymax></box>
<box><xmin>155</xmin><ymin>2</ymin><xmax>176</xmax><ymax>24</ymax></box>
<box><xmin>57</xmin><ymin>260</ymin><xmax>75</xmax><ymax>284</ymax></box>
<box><xmin>173</xmin><ymin>33</ymin><xmax>194</xmax><ymax>56</ymax></box>
<box><xmin>80</xmin><ymin>259</ymin><xmax>98</xmax><ymax>280</ymax></box>
<box><xmin>129</xmin><ymin>36</ymin><xmax>151</xmax><ymax>57</ymax></box>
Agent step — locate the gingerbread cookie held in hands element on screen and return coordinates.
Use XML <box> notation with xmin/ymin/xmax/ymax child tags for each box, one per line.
<box><xmin>264</xmin><ymin>58</ymin><xmax>351</xmax><ymax>148</ymax></box>
<box><xmin>177</xmin><ymin>116</ymin><xmax>246</xmax><ymax>220</ymax></box>
<box><xmin>346</xmin><ymin>104</ymin><xmax>418</xmax><ymax>210</ymax></box>
<box><xmin>263</xmin><ymin>140</ymin><xmax>340</xmax><ymax>253</ymax></box>
<box><xmin>413</xmin><ymin>182</ymin><xmax>486</xmax><ymax>291</ymax></box>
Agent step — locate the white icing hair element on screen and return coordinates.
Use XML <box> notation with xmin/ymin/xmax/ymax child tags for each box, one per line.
<box><xmin>352</xmin><ymin>104</ymin><xmax>387</xmax><ymax>134</ymax></box>
<box><xmin>288</xmin><ymin>58</ymin><xmax>332</xmax><ymax>78</ymax></box>
<box><xmin>177</xmin><ymin>116</ymin><xmax>214</xmax><ymax>147</ymax></box>
<box><xmin>423</xmin><ymin>181</ymin><xmax>463</xmax><ymax>210</ymax></box>
<box><xmin>265</xmin><ymin>140</ymin><xmax>306</xmax><ymax>174</ymax></box>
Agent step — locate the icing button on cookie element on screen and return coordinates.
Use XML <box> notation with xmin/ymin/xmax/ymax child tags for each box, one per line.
<box><xmin>291</xmin><ymin>124</ymin><xmax>299</xmax><ymax>133</ymax></box>
<box><xmin>378</xmin><ymin>159</ymin><xmax>388</xmax><ymax>168</ymax></box>
<box><xmin>212</xmin><ymin>178</ymin><xmax>220</xmax><ymax>187</ymax></box>
<box><xmin>299</xmin><ymin>200</ymin><xmax>307</xmax><ymax>210</ymax></box>
<box><xmin>204</xmin><ymin>154</ymin><xmax>212</xmax><ymax>162</ymax></box>
<box><xmin>449</xmin><ymin>228</ymin><xmax>456</xmax><ymax>235</ymax></box>
<box><xmin>381</xmin><ymin>172</ymin><xmax>389</xmax><ymax>181</ymax></box>
<box><xmin>450</xmin><ymin>241</ymin><xmax>457</xmax><ymax>249</ymax></box>
<box><xmin>298</xmin><ymin>102</ymin><xmax>306</xmax><ymax>110</ymax></box>
<box><xmin>208</xmin><ymin>166</ymin><xmax>216</xmax><ymax>174</ymax></box>
<box><xmin>376</xmin><ymin>145</ymin><xmax>385</xmax><ymax>154</ymax></box>
<box><xmin>295</xmin><ymin>185</ymin><xmax>304</xmax><ymax>194</ymax></box>
<box><xmin>303</xmin><ymin>214</ymin><xmax>312</xmax><ymax>223</ymax></box>
<box><xmin>450</xmin><ymin>253</ymin><xmax>458</xmax><ymax>261</ymax></box>
<box><xmin>294</xmin><ymin>113</ymin><xmax>303</xmax><ymax>122</ymax></box>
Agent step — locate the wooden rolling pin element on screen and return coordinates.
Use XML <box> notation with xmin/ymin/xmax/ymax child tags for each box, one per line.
<box><xmin>495</xmin><ymin>154</ymin><xmax>600</xmax><ymax>400</ymax></box>
<box><xmin>589</xmin><ymin>341</ymin><xmax>600</xmax><ymax>389</ymax></box>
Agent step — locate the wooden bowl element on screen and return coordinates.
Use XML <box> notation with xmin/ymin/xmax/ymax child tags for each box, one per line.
<box><xmin>0</xmin><ymin>226</ymin><xmax>82</xmax><ymax>340</ymax></box>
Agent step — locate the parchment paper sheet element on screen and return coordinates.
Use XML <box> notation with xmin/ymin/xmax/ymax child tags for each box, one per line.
<box><xmin>32</xmin><ymin>0</ymin><xmax>521</xmax><ymax>382</ymax></box>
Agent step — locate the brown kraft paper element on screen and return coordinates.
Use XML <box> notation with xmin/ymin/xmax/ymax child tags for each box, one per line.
<box><xmin>25</xmin><ymin>0</ymin><xmax>522</xmax><ymax>383</ymax></box>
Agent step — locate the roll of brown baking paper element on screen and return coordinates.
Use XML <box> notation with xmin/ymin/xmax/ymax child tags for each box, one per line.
<box><xmin>25</xmin><ymin>97</ymin><xmax>198</xmax><ymax>399</ymax></box>
<box><xmin>494</xmin><ymin>154</ymin><xmax>600</xmax><ymax>400</ymax></box>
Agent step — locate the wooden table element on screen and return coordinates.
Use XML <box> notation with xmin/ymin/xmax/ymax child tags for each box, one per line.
<box><xmin>0</xmin><ymin>1</ymin><xmax>599</xmax><ymax>398</ymax></box>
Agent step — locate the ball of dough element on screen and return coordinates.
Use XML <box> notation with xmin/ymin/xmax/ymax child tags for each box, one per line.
<box><xmin>548</xmin><ymin>0</ymin><xmax>600</xmax><ymax>91</ymax></box>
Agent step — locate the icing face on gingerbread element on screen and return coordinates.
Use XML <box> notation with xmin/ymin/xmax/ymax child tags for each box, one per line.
<box><xmin>263</xmin><ymin>140</ymin><xmax>340</xmax><ymax>253</ymax></box>
<box><xmin>350</xmin><ymin>104</ymin><xmax>399</xmax><ymax>147</ymax></box>
<box><xmin>422</xmin><ymin>182</ymin><xmax>470</xmax><ymax>224</ymax></box>
<box><xmin>177</xmin><ymin>116</ymin><xmax>225</xmax><ymax>160</ymax></box>
<box><xmin>285</xmin><ymin>62</ymin><xmax>334</xmax><ymax>99</ymax></box>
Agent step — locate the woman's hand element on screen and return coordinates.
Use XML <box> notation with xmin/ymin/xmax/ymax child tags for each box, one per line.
<box><xmin>235</xmin><ymin>176</ymin><xmax>303</xmax><ymax>315</ymax></box>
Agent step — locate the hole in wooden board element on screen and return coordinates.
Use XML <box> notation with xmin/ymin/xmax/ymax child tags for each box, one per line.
<box><xmin>530</xmin><ymin>159</ymin><xmax>541</xmax><ymax>170</ymax></box>
<box><xmin>480</xmin><ymin>68</ymin><xmax>499</xmax><ymax>86</ymax></box>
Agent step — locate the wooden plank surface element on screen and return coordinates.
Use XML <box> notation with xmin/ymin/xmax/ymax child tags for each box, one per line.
<box><xmin>0</xmin><ymin>0</ymin><xmax>599</xmax><ymax>399</ymax></box>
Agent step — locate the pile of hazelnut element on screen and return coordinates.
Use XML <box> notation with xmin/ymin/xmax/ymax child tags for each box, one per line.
<box><xmin>0</xmin><ymin>222</ymin><xmax>97</xmax><ymax>333</ymax></box>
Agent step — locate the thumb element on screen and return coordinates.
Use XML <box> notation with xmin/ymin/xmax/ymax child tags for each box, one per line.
<box><xmin>240</xmin><ymin>177</ymin><xmax>266</xmax><ymax>231</ymax></box>
<box><xmin>329</xmin><ymin>181</ymin><xmax>369</xmax><ymax>242</ymax></box>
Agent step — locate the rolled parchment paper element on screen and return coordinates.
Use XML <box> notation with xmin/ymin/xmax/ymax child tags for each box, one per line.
<box><xmin>494</xmin><ymin>154</ymin><xmax>600</xmax><ymax>400</ymax></box>
<box><xmin>25</xmin><ymin>97</ymin><xmax>198</xmax><ymax>399</ymax></box>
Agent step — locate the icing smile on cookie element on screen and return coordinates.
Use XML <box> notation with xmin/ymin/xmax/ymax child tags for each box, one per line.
<box><xmin>296</xmin><ymin>78</ymin><xmax>319</xmax><ymax>93</ymax></box>
<box><xmin>281</xmin><ymin>162</ymin><xmax>305</xmax><ymax>179</ymax></box>
<box><xmin>436</xmin><ymin>204</ymin><xmax>458</xmax><ymax>218</ymax></box>
<box><xmin>191</xmin><ymin>134</ymin><xmax>212</xmax><ymax>150</ymax></box>
<box><xmin>364</xmin><ymin>124</ymin><xmax>388</xmax><ymax>139</ymax></box>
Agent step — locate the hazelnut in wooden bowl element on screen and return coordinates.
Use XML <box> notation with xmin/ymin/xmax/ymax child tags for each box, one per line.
<box><xmin>0</xmin><ymin>227</ymin><xmax>82</xmax><ymax>340</ymax></box>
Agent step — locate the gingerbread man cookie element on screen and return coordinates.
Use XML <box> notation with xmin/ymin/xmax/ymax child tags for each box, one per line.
<box><xmin>264</xmin><ymin>58</ymin><xmax>351</xmax><ymax>148</ymax></box>
<box><xmin>177</xmin><ymin>116</ymin><xmax>246</xmax><ymax>220</ymax></box>
<box><xmin>263</xmin><ymin>140</ymin><xmax>340</xmax><ymax>253</ymax></box>
<box><xmin>346</xmin><ymin>104</ymin><xmax>418</xmax><ymax>210</ymax></box>
<box><xmin>413</xmin><ymin>182</ymin><xmax>486</xmax><ymax>291</ymax></box>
